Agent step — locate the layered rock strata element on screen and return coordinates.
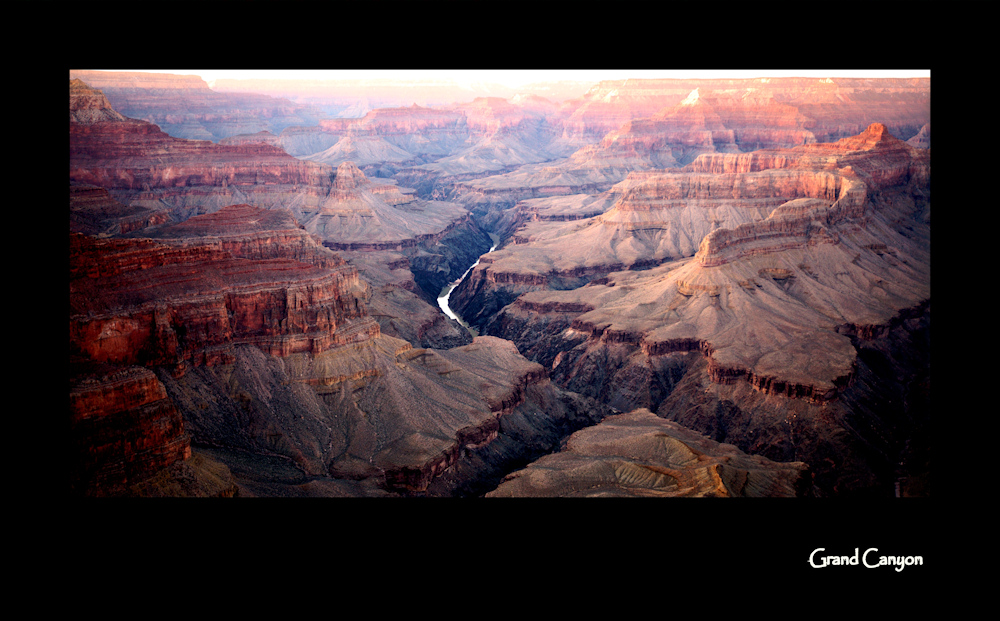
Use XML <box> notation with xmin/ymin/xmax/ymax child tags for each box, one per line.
<box><xmin>300</xmin><ymin>161</ymin><xmax>469</xmax><ymax>249</ymax></box>
<box><xmin>70</xmin><ymin>182</ymin><xmax>171</xmax><ymax>237</ymax></box>
<box><xmin>70</xmin><ymin>79</ymin><xmax>337</xmax><ymax>218</ymax></box>
<box><xmin>288</xmin><ymin>161</ymin><xmax>493</xmax><ymax>337</ymax></box>
<box><xmin>409</xmin><ymin>96</ymin><xmax>571</xmax><ymax>177</ymax></box>
<box><xmin>69</xmin><ymin>206</ymin><xmax>370</xmax><ymax>371</ymax></box>
<box><xmin>69</xmin><ymin>364</ymin><xmax>192</xmax><ymax>495</ymax></box>
<box><xmin>69</xmin><ymin>70</ymin><xmax>324</xmax><ymax>141</ymax></box>
<box><xmin>70</xmin><ymin>81</ymin><xmax>485</xmax><ymax>349</ymax></box>
<box><xmin>560</xmin><ymin>77</ymin><xmax>929</xmax><ymax>144</ymax></box>
<box><xmin>288</xmin><ymin>97</ymin><xmax>576</xmax><ymax>201</ymax></box>
<box><xmin>157</xmin><ymin>333</ymin><xmax>600</xmax><ymax>495</ymax></box>
<box><xmin>487</xmin><ymin>409</ymin><xmax>810</xmax><ymax>497</ymax></box>
<box><xmin>445</xmin><ymin>77</ymin><xmax>928</xmax><ymax>225</ymax></box>
<box><xmin>288</xmin><ymin>105</ymin><xmax>469</xmax><ymax>164</ymax></box>
<box><xmin>70</xmin><ymin>202</ymin><xmax>589</xmax><ymax>496</ymax></box>
<box><xmin>454</xmin><ymin>123</ymin><xmax>928</xmax><ymax>330</ymax></box>
<box><xmin>466</xmin><ymin>124</ymin><xmax>929</xmax><ymax>494</ymax></box>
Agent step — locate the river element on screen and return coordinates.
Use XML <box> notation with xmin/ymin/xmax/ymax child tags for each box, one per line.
<box><xmin>437</xmin><ymin>232</ymin><xmax>500</xmax><ymax>336</ymax></box>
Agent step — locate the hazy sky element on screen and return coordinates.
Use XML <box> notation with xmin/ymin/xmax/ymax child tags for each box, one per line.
<box><xmin>106</xmin><ymin>69</ymin><xmax>930</xmax><ymax>89</ymax></box>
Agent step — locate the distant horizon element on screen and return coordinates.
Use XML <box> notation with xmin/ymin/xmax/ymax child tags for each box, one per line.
<box><xmin>90</xmin><ymin>69</ymin><xmax>931</xmax><ymax>89</ymax></box>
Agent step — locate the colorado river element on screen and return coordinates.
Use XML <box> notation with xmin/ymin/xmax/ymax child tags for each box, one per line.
<box><xmin>438</xmin><ymin>232</ymin><xmax>500</xmax><ymax>336</ymax></box>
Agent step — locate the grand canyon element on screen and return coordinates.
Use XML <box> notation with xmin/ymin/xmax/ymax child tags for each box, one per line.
<box><xmin>68</xmin><ymin>70</ymin><xmax>930</xmax><ymax>503</ymax></box>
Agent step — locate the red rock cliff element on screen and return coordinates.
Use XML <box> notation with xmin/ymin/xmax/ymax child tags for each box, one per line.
<box><xmin>69</xmin><ymin>206</ymin><xmax>372</xmax><ymax>370</ymax></box>
<box><xmin>69</xmin><ymin>79</ymin><xmax>334</xmax><ymax>193</ymax></box>
<box><xmin>69</xmin><ymin>365</ymin><xmax>191</xmax><ymax>496</ymax></box>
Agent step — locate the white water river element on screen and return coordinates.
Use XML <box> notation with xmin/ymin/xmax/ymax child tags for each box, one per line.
<box><xmin>437</xmin><ymin>233</ymin><xmax>500</xmax><ymax>336</ymax></box>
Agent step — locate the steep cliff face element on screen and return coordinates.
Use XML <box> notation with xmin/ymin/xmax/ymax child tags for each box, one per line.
<box><xmin>654</xmin><ymin>300</ymin><xmax>930</xmax><ymax>496</ymax></box>
<box><xmin>443</xmin><ymin>78</ymin><xmax>929</xmax><ymax>221</ymax></box>
<box><xmin>453</xmin><ymin>124</ymin><xmax>928</xmax><ymax>330</ymax></box>
<box><xmin>693</xmin><ymin>123</ymin><xmax>930</xmax><ymax>267</ymax></box>
<box><xmin>67</xmin><ymin>72</ymin><xmax>932</xmax><ymax>499</ymax></box>
<box><xmin>69</xmin><ymin>202</ymin><xmax>595</xmax><ymax>497</ymax></box>
<box><xmin>466</xmin><ymin>124</ymin><xmax>930</xmax><ymax>495</ymax></box>
<box><xmin>69</xmin><ymin>365</ymin><xmax>191</xmax><ymax>495</ymax></box>
<box><xmin>69</xmin><ymin>209</ymin><xmax>370</xmax><ymax>371</ymax></box>
<box><xmin>291</xmin><ymin>160</ymin><xmax>494</xmax><ymax>311</ymax></box>
<box><xmin>70</xmin><ymin>79</ymin><xmax>494</xmax><ymax>366</ymax></box>
<box><xmin>69</xmin><ymin>79</ymin><xmax>337</xmax><ymax>217</ymax></box>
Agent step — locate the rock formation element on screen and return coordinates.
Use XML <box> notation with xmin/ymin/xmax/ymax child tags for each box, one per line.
<box><xmin>560</xmin><ymin>77</ymin><xmax>929</xmax><ymax>145</ymax></box>
<box><xmin>69</xmin><ymin>223</ymin><xmax>370</xmax><ymax>368</ymax></box>
<box><xmin>69</xmin><ymin>70</ymin><xmax>325</xmax><ymax>141</ymax></box>
<box><xmin>68</xmin><ymin>71</ymin><xmax>931</xmax><ymax>499</ymax></box>
<box><xmin>443</xmin><ymin>78</ymin><xmax>929</xmax><ymax>228</ymax></box>
<box><xmin>461</xmin><ymin>123</ymin><xmax>930</xmax><ymax>495</ymax></box>
<box><xmin>301</xmin><ymin>161</ymin><xmax>468</xmax><ymax>248</ymax></box>
<box><xmin>69</xmin><ymin>200</ymin><xmax>606</xmax><ymax>497</ymax></box>
<box><xmin>69</xmin><ymin>79</ymin><xmax>337</xmax><ymax>220</ymax></box>
<box><xmin>70</xmin><ymin>364</ymin><xmax>191</xmax><ymax>496</ymax></box>
<box><xmin>287</xmin><ymin>97</ymin><xmax>575</xmax><ymax>194</ymax></box>
<box><xmin>70</xmin><ymin>182</ymin><xmax>171</xmax><ymax>237</ymax></box>
<box><xmin>68</xmin><ymin>203</ymin><xmax>365</xmax><ymax>494</ymax></box>
<box><xmin>487</xmin><ymin>409</ymin><xmax>810</xmax><ymax>497</ymax></box>
<box><xmin>287</xmin><ymin>105</ymin><xmax>469</xmax><ymax>165</ymax></box>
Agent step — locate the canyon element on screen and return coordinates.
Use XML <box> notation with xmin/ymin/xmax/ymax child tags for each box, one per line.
<box><xmin>68</xmin><ymin>71</ymin><xmax>930</xmax><ymax>501</ymax></box>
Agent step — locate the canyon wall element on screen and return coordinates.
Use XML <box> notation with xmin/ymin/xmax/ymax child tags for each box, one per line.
<box><xmin>67</xmin><ymin>71</ymin><xmax>931</xmax><ymax>499</ymax></box>
<box><xmin>69</xmin><ymin>70</ymin><xmax>326</xmax><ymax>141</ymax></box>
<box><xmin>463</xmin><ymin>123</ymin><xmax>930</xmax><ymax>495</ymax></box>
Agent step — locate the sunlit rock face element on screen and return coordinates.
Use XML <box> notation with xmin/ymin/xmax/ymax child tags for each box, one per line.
<box><xmin>462</xmin><ymin>123</ymin><xmax>929</xmax><ymax>496</ymax></box>
<box><xmin>442</xmin><ymin>77</ymin><xmax>928</xmax><ymax>232</ymax></box>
